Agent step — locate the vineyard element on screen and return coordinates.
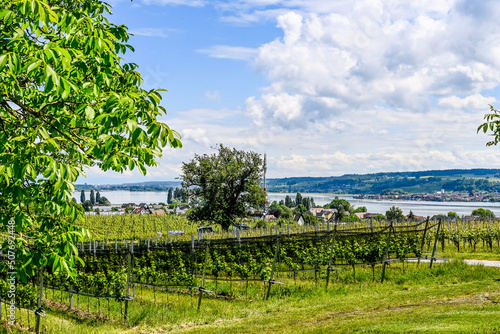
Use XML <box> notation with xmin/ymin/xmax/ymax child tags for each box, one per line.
<box><xmin>1</xmin><ymin>216</ymin><xmax>500</xmax><ymax>332</ymax></box>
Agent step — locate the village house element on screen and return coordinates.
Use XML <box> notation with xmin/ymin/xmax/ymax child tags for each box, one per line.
<box><xmin>151</xmin><ymin>209</ymin><xmax>166</xmax><ymax>216</ymax></box>
<box><xmin>293</xmin><ymin>213</ymin><xmax>305</xmax><ymax>225</ymax></box>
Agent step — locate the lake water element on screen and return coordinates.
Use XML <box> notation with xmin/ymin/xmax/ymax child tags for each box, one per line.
<box><xmin>77</xmin><ymin>191</ymin><xmax>500</xmax><ymax>216</ymax></box>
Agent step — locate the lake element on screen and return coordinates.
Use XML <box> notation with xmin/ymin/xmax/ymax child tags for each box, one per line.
<box><xmin>76</xmin><ymin>191</ymin><xmax>500</xmax><ymax>216</ymax></box>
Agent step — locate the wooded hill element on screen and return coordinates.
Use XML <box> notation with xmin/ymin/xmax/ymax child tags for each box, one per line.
<box><xmin>76</xmin><ymin>169</ymin><xmax>500</xmax><ymax>195</ymax></box>
<box><xmin>266</xmin><ymin>169</ymin><xmax>500</xmax><ymax>194</ymax></box>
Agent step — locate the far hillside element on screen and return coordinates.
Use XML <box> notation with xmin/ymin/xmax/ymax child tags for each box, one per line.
<box><xmin>266</xmin><ymin>169</ymin><xmax>500</xmax><ymax>194</ymax></box>
<box><xmin>75</xmin><ymin>169</ymin><xmax>500</xmax><ymax>195</ymax></box>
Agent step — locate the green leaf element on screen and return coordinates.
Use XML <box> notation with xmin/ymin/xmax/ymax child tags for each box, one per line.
<box><xmin>85</xmin><ymin>106</ymin><xmax>95</xmax><ymax>120</ymax></box>
<box><xmin>126</xmin><ymin>119</ymin><xmax>137</xmax><ymax>132</ymax></box>
<box><xmin>38</xmin><ymin>127</ymin><xmax>50</xmax><ymax>140</ymax></box>
<box><xmin>26</xmin><ymin>59</ymin><xmax>42</xmax><ymax>74</ymax></box>
<box><xmin>44</xmin><ymin>73</ymin><xmax>55</xmax><ymax>93</ymax></box>
<box><xmin>0</xmin><ymin>54</ymin><xmax>7</xmax><ymax>71</ymax></box>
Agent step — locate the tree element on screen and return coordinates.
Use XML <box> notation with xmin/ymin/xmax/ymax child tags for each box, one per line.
<box><xmin>82</xmin><ymin>200</ymin><xmax>93</xmax><ymax>212</ymax></box>
<box><xmin>324</xmin><ymin>196</ymin><xmax>353</xmax><ymax>220</ymax></box>
<box><xmin>302</xmin><ymin>197</ymin><xmax>311</xmax><ymax>210</ymax></box>
<box><xmin>98</xmin><ymin>196</ymin><xmax>110</xmax><ymax>206</ymax></box>
<box><xmin>407</xmin><ymin>210</ymin><xmax>416</xmax><ymax>220</ymax></box>
<box><xmin>293</xmin><ymin>204</ymin><xmax>308</xmax><ymax>214</ymax></box>
<box><xmin>448</xmin><ymin>211</ymin><xmax>459</xmax><ymax>218</ymax></box>
<box><xmin>472</xmin><ymin>208</ymin><xmax>495</xmax><ymax>220</ymax></box>
<box><xmin>180</xmin><ymin>144</ymin><xmax>265</xmax><ymax>230</ymax></box>
<box><xmin>295</xmin><ymin>192</ymin><xmax>303</xmax><ymax>207</ymax></box>
<box><xmin>342</xmin><ymin>214</ymin><xmax>360</xmax><ymax>222</ymax></box>
<box><xmin>173</xmin><ymin>187</ymin><xmax>188</xmax><ymax>203</ymax></box>
<box><xmin>268</xmin><ymin>208</ymin><xmax>282</xmax><ymax>219</ymax></box>
<box><xmin>90</xmin><ymin>189</ymin><xmax>95</xmax><ymax>206</ymax></box>
<box><xmin>478</xmin><ymin>105</ymin><xmax>500</xmax><ymax>146</ymax></box>
<box><xmin>284</xmin><ymin>195</ymin><xmax>293</xmax><ymax>208</ymax></box>
<box><xmin>386</xmin><ymin>206</ymin><xmax>404</xmax><ymax>222</ymax></box>
<box><xmin>279</xmin><ymin>205</ymin><xmax>293</xmax><ymax>220</ymax></box>
<box><xmin>95</xmin><ymin>191</ymin><xmax>101</xmax><ymax>204</ymax></box>
<box><xmin>0</xmin><ymin>0</ymin><xmax>181</xmax><ymax>281</ymax></box>
<box><xmin>269</xmin><ymin>201</ymin><xmax>280</xmax><ymax>210</ymax></box>
<box><xmin>80</xmin><ymin>190</ymin><xmax>86</xmax><ymax>204</ymax></box>
<box><xmin>167</xmin><ymin>188</ymin><xmax>173</xmax><ymax>204</ymax></box>
<box><xmin>355</xmin><ymin>206</ymin><xmax>367</xmax><ymax>213</ymax></box>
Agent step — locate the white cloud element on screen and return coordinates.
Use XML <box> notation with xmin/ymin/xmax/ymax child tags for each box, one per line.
<box><xmin>197</xmin><ymin>45</ymin><xmax>258</xmax><ymax>60</ymax></box>
<box><xmin>81</xmin><ymin>0</ymin><xmax>500</xmax><ymax>184</ymax></box>
<box><xmin>438</xmin><ymin>94</ymin><xmax>497</xmax><ymax>110</ymax></box>
<box><xmin>141</xmin><ymin>0</ymin><xmax>206</xmax><ymax>6</ymax></box>
<box><xmin>181</xmin><ymin>128</ymin><xmax>212</xmax><ymax>146</ymax></box>
<box><xmin>129</xmin><ymin>28</ymin><xmax>171</xmax><ymax>38</ymax></box>
<box><xmin>205</xmin><ymin>90</ymin><xmax>221</xmax><ymax>102</ymax></box>
<box><xmin>236</xmin><ymin>1</ymin><xmax>500</xmax><ymax>128</ymax></box>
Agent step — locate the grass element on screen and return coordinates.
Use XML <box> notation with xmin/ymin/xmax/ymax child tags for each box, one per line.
<box><xmin>2</xmin><ymin>256</ymin><xmax>500</xmax><ymax>333</ymax></box>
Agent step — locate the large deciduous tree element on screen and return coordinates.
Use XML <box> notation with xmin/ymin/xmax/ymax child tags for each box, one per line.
<box><xmin>180</xmin><ymin>144</ymin><xmax>265</xmax><ymax>230</ymax></box>
<box><xmin>0</xmin><ymin>0</ymin><xmax>181</xmax><ymax>281</ymax></box>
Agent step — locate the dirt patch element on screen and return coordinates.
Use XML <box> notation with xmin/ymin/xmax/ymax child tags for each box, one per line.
<box><xmin>44</xmin><ymin>299</ymin><xmax>110</xmax><ymax>322</ymax></box>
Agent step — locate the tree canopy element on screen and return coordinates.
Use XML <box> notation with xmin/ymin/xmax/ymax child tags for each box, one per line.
<box><xmin>478</xmin><ymin>105</ymin><xmax>500</xmax><ymax>146</ymax></box>
<box><xmin>472</xmin><ymin>208</ymin><xmax>495</xmax><ymax>220</ymax></box>
<box><xmin>386</xmin><ymin>206</ymin><xmax>405</xmax><ymax>222</ymax></box>
<box><xmin>180</xmin><ymin>144</ymin><xmax>265</xmax><ymax>229</ymax></box>
<box><xmin>324</xmin><ymin>196</ymin><xmax>353</xmax><ymax>220</ymax></box>
<box><xmin>0</xmin><ymin>0</ymin><xmax>180</xmax><ymax>281</ymax></box>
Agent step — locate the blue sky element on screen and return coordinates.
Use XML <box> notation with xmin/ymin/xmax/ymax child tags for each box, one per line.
<box><xmin>83</xmin><ymin>0</ymin><xmax>500</xmax><ymax>184</ymax></box>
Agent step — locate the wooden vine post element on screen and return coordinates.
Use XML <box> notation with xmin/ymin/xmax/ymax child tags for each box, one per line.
<box><xmin>325</xmin><ymin>224</ymin><xmax>337</xmax><ymax>288</ymax></box>
<box><xmin>35</xmin><ymin>267</ymin><xmax>44</xmax><ymax>334</ymax></box>
<box><xmin>265</xmin><ymin>235</ymin><xmax>281</xmax><ymax>300</ymax></box>
<box><xmin>381</xmin><ymin>222</ymin><xmax>393</xmax><ymax>283</ymax></box>
<box><xmin>430</xmin><ymin>220</ymin><xmax>442</xmax><ymax>269</ymax></box>
<box><xmin>124</xmin><ymin>250</ymin><xmax>132</xmax><ymax>320</ymax></box>
<box><xmin>198</xmin><ymin>241</ymin><xmax>211</xmax><ymax>310</ymax></box>
<box><xmin>417</xmin><ymin>217</ymin><xmax>430</xmax><ymax>266</ymax></box>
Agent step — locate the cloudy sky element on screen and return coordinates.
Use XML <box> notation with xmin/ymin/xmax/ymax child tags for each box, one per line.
<box><xmin>83</xmin><ymin>0</ymin><xmax>500</xmax><ymax>184</ymax></box>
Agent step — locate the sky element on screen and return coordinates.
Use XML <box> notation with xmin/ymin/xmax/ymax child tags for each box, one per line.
<box><xmin>82</xmin><ymin>0</ymin><xmax>500</xmax><ymax>184</ymax></box>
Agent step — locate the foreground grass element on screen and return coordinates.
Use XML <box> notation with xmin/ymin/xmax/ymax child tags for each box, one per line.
<box><xmin>2</xmin><ymin>258</ymin><xmax>500</xmax><ymax>333</ymax></box>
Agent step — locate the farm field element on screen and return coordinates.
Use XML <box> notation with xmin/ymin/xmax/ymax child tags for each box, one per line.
<box><xmin>2</xmin><ymin>217</ymin><xmax>500</xmax><ymax>333</ymax></box>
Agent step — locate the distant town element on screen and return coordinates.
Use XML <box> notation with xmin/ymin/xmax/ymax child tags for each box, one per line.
<box><xmin>354</xmin><ymin>190</ymin><xmax>500</xmax><ymax>202</ymax></box>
